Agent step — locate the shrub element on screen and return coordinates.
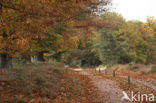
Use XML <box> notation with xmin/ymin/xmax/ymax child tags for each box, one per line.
<box><xmin>53</xmin><ymin>68</ymin><xmax>61</xmax><ymax>74</ymax></box>
<box><xmin>34</xmin><ymin>77</ymin><xmax>45</xmax><ymax>87</ymax></box>
<box><xmin>14</xmin><ymin>71</ymin><xmax>27</xmax><ymax>81</ymax></box>
<box><xmin>1</xmin><ymin>62</ymin><xmax>65</xmax><ymax>102</ymax></box>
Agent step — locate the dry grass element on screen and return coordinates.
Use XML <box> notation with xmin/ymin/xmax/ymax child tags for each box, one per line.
<box><xmin>0</xmin><ymin>62</ymin><xmax>101</xmax><ymax>103</ymax></box>
<box><xmin>0</xmin><ymin>62</ymin><xmax>64</xmax><ymax>103</ymax></box>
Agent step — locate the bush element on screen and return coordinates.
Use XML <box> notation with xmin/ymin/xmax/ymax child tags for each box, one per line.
<box><xmin>34</xmin><ymin>77</ymin><xmax>45</xmax><ymax>87</ymax></box>
<box><xmin>14</xmin><ymin>69</ymin><xmax>27</xmax><ymax>81</ymax></box>
<box><xmin>9</xmin><ymin>63</ymin><xmax>64</xmax><ymax>101</ymax></box>
<box><xmin>53</xmin><ymin>68</ymin><xmax>63</xmax><ymax>75</ymax></box>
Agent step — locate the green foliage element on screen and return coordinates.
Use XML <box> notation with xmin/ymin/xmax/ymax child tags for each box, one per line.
<box><xmin>48</xmin><ymin>13</ymin><xmax>156</xmax><ymax>66</ymax></box>
<box><xmin>92</xmin><ymin>12</ymin><xmax>156</xmax><ymax>65</ymax></box>
<box><xmin>14</xmin><ymin>69</ymin><xmax>27</xmax><ymax>81</ymax></box>
<box><xmin>150</xmin><ymin>65</ymin><xmax>156</xmax><ymax>74</ymax></box>
<box><xmin>94</xmin><ymin>28</ymin><xmax>123</xmax><ymax>67</ymax></box>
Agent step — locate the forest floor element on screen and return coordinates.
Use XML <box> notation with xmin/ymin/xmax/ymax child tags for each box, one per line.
<box><xmin>0</xmin><ymin>63</ymin><xmax>156</xmax><ymax>103</ymax></box>
<box><xmin>73</xmin><ymin>67</ymin><xmax>156</xmax><ymax>103</ymax></box>
<box><xmin>0</xmin><ymin>63</ymin><xmax>103</xmax><ymax>103</ymax></box>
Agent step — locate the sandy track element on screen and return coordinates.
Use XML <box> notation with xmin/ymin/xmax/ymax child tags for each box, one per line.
<box><xmin>75</xmin><ymin>69</ymin><xmax>131</xmax><ymax>103</ymax></box>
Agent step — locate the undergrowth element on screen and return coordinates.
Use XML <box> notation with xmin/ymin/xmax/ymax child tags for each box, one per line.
<box><xmin>0</xmin><ymin>62</ymin><xmax>100</xmax><ymax>103</ymax></box>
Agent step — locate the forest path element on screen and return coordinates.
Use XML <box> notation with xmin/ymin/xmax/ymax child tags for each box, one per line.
<box><xmin>73</xmin><ymin>69</ymin><xmax>131</xmax><ymax>103</ymax></box>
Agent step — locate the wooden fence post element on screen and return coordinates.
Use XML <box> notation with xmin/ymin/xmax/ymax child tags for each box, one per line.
<box><xmin>128</xmin><ymin>75</ymin><xmax>131</xmax><ymax>85</ymax></box>
<box><xmin>99</xmin><ymin>68</ymin><xmax>101</xmax><ymax>74</ymax></box>
<box><xmin>65</xmin><ymin>68</ymin><xmax>68</xmax><ymax>72</ymax></box>
<box><xmin>113</xmin><ymin>70</ymin><xmax>115</xmax><ymax>77</ymax></box>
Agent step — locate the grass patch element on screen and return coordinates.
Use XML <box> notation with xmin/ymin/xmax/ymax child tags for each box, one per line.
<box><xmin>149</xmin><ymin>65</ymin><xmax>156</xmax><ymax>74</ymax></box>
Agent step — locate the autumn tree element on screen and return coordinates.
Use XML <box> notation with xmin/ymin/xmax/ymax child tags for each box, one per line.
<box><xmin>95</xmin><ymin>12</ymin><xmax>156</xmax><ymax>65</ymax></box>
<box><xmin>142</xmin><ymin>17</ymin><xmax>156</xmax><ymax>63</ymax></box>
<box><xmin>0</xmin><ymin>0</ymin><xmax>112</xmax><ymax>68</ymax></box>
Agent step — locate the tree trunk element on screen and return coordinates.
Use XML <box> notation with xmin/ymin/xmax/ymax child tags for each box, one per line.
<box><xmin>37</xmin><ymin>52</ymin><xmax>45</xmax><ymax>62</ymax></box>
<box><xmin>0</xmin><ymin>53</ymin><xmax>12</xmax><ymax>69</ymax></box>
<box><xmin>0</xmin><ymin>54</ymin><xmax>1</xmax><ymax>67</ymax></box>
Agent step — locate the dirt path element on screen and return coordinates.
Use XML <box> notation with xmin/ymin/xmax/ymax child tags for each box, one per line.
<box><xmin>74</xmin><ymin>69</ymin><xmax>131</xmax><ymax>103</ymax></box>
